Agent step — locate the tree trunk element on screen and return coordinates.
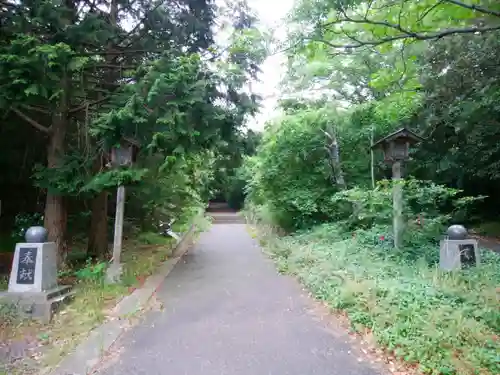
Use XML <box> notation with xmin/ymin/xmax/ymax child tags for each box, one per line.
<box><xmin>44</xmin><ymin>80</ymin><xmax>69</xmax><ymax>265</ymax></box>
<box><xmin>44</xmin><ymin>194</ymin><xmax>67</xmax><ymax>265</ymax></box>
<box><xmin>324</xmin><ymin>124</ymin><xmax>346</xmax><ymax>189</ymax></box>
<box><xmin>42</xmin><ymin>0</ymin><xmax>76</xmax><ymax>266</ymax></box>
<box><xmin>331</xmin><ymin>135</ymin><xmax>346</xmax><ymax>189</ymax></box>
<box><xmin>87</xmin><ymin>154</ymin><xmax>109</xmax><ymax>259</ymax></box>
<box><xmin>87</xmin><ymin>0</ymin><xmax>119</xmax><ymax>260</ymax></box>
<box><xmin>370</xmin><ymin>125</ymin><xmax>375</xmax><ymax>189</ymax></box>
<box><xmin>87</xmin><ymin>192</ymin><xmax>108</xmax><ymax>259</ymax></box>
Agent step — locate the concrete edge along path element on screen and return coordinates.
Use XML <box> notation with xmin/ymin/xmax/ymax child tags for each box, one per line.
<box><xmin>47</xmin><ymin>221</ymin><xmax>199</xmax><ymax>375</ymax></box>
<box><xmin>88</xmin><ymin>209</ymin><xmax>388</xmax><ymax>375</ymax></box>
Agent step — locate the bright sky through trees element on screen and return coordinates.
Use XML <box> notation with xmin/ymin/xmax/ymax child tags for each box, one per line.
<box><xmin>249</xmin><ymin>0</ymin><xmax>293</xmax><ymax>130</ymax></box>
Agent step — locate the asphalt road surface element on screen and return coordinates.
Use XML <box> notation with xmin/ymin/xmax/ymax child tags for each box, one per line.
<box><xmin>94</xmin><ymin>221</ymin><xmax>382</xmax><ymax>375</ymax></box>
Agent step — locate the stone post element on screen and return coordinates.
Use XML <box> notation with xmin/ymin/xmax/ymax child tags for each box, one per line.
<box><xmin>0</xmin><ymin>226</ymin><xmax>73</xmax><ymax>323</ymax></box>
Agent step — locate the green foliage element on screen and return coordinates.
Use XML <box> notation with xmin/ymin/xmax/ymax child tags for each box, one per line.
<box><xmin>0</xmin><ymin>0</ymin><xmax>265</xmax><ymax>262</ymax></box>
<box><xmin>326</xmin><ymin>184</ymin><xmax>393</xmax><ymax>228</ymax></box>
<box><xmin>12</xmin><ymin>212</ymin><xmax>44</xmax><ymax>241</ymax></box>
<box><xmin>244</xmin><ymin>2</ymin><xmax>500</xmax><ymax>373</ymax></box>
<box><xmin>225</xmin><ymin>172</ymin><xmax>247</xmax><ymax>210</ymax></box>
<box><xmin>33</xmin><ymin>152</ymin><xmax>148</xmax><ymax>195</ymax></box>
<box><xmin>0</xmin><ymin>276</ymin><xmax>7</xmax><ymax>291</ymax></box>
<box><xmin>32</xmin><ymin>152</ymin><xmax>93</xmax><ymax>195</ymax></box>
<box><xmin>290</xmin><ymin>0</ymin><xmax>500</xmax><ymax>51</ymax></box>
<box><xmin>245</xmin><ymin>108</ymin><xmax>340</xmax><ymax>230</ymax></box>
<box><xmin>244</xmin><ymin>95</ymin><xmax>477</xmax><ymax>234</ymax></box>
<box><xmin>92</xmin><ymin>53</ymin><xmax>225</xmax><ymax>151</ymax></box>
<box><xmin>74</xmin><ymin>260</ymin><xmax>107</xmax><ymax>282</ymax></box>
<box><xmin>270</xmin><ymin>0</ymin><xmax>500</xmax><ymax>222</ymax></box>
<box><xmin>0</xmin><ymin>35</ymin><xmax>74</xmax><ymax>108</ymax></box>
<box><xmin>136</xmin><ymin>232</ymin><xmax>173</xmax><ymax>246</ymax></box>
<box><xmin>254</xmin><ymin>215</ymin><xmax>500</xmax><ymax>375</ymax></box>
<box><xmin>126</xmin><ymin>152</ymin><xmax>215</xmax><ymax>230</ymax></box>
<box><xmin>331</xmin><ymin>179</ymin><xmax>481</xmax><ymax>228</ymax></box>
<box><xmin>247</xmin><ymin>106</ymin><xmax>494</xmax><ymax>372</ymax></box>
<box><xmin>83</xmin><ymin>169</ymin><xmax>148</xmax><ymax>193</ymax></box>
<box><xmin>412</xmin><ymin>33</ymin><xmax>500</xmax><ymax>191</ymax></box>
<box><xmin>247</xmin><ymin>101</ymin><xmax>496</xmax><ymax>372</ymax></box>
<box><xmin>209</xmin><ymin>130</ymin><xmax>261</xmax><ymax>208</ymax></box>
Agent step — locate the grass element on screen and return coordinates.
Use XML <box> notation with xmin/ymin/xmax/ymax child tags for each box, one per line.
<box><xmin>253</xmin><ymin>220</ymin><xmax>500</xmax><ymax>375</ymax></box>
<box><xmin>0</xmin><ymin>276</ymin><xmax>7</xmax><ymax>291</ymax></box>
<box><xmin>0</xmin><ymin>223</ymin><xmax>194</xmax><ymax>374</ymax></box>
<box><xmin>37</xmin><ymin>234</ymin><xmax>178</xmax><ymax>368</ymax></box>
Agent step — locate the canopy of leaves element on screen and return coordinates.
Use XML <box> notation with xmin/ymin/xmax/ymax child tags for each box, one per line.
<box><xmin>290</xmin><ymin>0</ymin><xmax>500</xmax><ymax>49</ymax></box>
<box><xmin>248</xmin><ymin>0</ymin><xmax>500</xmax><ymax>230</ymax></box>
<box><xmin>0</xmin><ymin>0</ymin><xmax>267</xmax><ymax>254</ymax></box>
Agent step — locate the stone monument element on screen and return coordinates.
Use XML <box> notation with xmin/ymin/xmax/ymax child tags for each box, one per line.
<box><xmin>0</xmin><ymin>226</ymin><xmax>73</xmax><ymax>323</ymax></box>
<box><xmin>439</xmin><ymin>224</ymin><xmax>480</xmax><ymax>271</ymax></box>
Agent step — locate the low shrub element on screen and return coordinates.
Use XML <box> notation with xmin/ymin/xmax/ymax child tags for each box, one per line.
<box><xmin>137</xmin><ymin>231</ymin><xmax>173</xmax><ymax>246</ymax></box>
<box><xmin>259</xmin><ymin>221</ymin><xmax>500</xmax><ymax>375</ymax></box>
<box><xmin>74</xmin><ymin>259</ymin><xmax>107</xmax><ymax>282</ymax></box>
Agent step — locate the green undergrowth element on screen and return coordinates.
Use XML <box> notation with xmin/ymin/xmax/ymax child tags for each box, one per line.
<box><xmin>1</xmin><ymin>233</ymin><xmax>173</xmax><ymax>372</ymax></box>
<box><xmin>0</xmin><ymin>276</ymin><xmax>7</xmax><ymax>291</ymax></box>
<box><xmin>1</xmin><ymin>210</ymin><xmax>208</xmax><ymax>374</ymax></box>
<box><xmin>255</xmin><ymin>221</ymin><xmax>500</xmax><ymax>375</ymax></box>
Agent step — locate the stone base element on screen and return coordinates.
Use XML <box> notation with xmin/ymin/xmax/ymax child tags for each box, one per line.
<box><xmin>105</xmin><ymin>263</ymin><xmax>123</xmax><ymax>284</ymax></box>
<box><xmin>0</xmin><ymin>285</ymin><xmax>74</xmax><ymax>323</ymax></box>
<box><xmin>439</xmin><ymin>239</ymin><xmax>479</xmax><ymax>271</ymax></box>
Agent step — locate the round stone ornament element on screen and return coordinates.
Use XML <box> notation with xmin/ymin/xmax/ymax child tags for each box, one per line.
<box><xmin>446</xmin><ymin>224</ymin><xmax>468</xmax><ymax>240</ymax></box>
<box><xmin>25</xmin><ymin>226</ymin><xmax>49</xmax><ymax>243</ymax></box>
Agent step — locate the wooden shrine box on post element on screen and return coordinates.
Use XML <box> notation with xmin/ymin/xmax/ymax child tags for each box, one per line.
<box><xmin>107</xmin><ymin>136</ymin><xmax>140</xmax><ymax>283</ymax></box>
<box><xmin>371</xmin><ymin>128</ymin><xmax>424</xmax><ymax>249</ymax></box>
<box><xmin>371</xmin><ymin>128</ymin><xmax>424</xmax><ymax>164</ymax></box>
<box><xmin>110</xmin><ymin>137</ymin><xmax>140</xmax><ymax>168</ymax></box>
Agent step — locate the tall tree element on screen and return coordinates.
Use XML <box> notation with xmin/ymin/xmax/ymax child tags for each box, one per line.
<box><xmin>0</xmin><ymin>0</ymin><xmax>218</xmax><ymax>261</ymax></box>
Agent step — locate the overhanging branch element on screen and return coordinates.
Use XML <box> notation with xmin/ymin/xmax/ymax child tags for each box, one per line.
<box><xmin>11</xmin><ymin>107</ymin><xmax>51</xmax><ymax>134</ymax></box>
<box><xmin>443</xmin><ymin>0</ymin><xmax>500</xmax><ymax>18</ymax></box>
<box><xmin>311</xmin><ymin>24</ymin><xmax>500</xmax><ymax>49</ymax></box>
<box><xmin>20</xmin><ymin>104</ymin><xmax>50</xmax><ymax>115</ymax></box>
<box><xmin>69</xmin><ymin>96</ymin><xmax>111</xmax><ymax>113</ymax></box>
<box><xmin>83</xmin><ymin>63</ymin><xmax>137</xmax><ymax>70</ymax></box>
<box><xmin>313</xmin><ymin>2</ymin><xmax>500</xmax><ymax>50</ymax></box>
<box><xmin>74</xmin><ymin>49</ymin><xmax>164</xmax><ymax>57</ymax></box>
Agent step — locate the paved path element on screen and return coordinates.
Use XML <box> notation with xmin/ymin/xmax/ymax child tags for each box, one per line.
<box><xmin>95</xmin><ymin>223</ymin><xmax>381</xmax><ymax>375</ymax></box>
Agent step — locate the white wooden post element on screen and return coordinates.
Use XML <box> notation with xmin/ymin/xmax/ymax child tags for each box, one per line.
<box><xmin>392</xmin><ymin>161</ymin><xmax>403</xmax><ymax>249</ymax></box>
<box><xmin>106</xmin><ymin>185</ymin><xmax>125</xmax><ymax>283</ymax></box>
<box><xmin>370</xmin><ymin>126</ymin><xmax>375</xmax><ymax>189</ymax></box>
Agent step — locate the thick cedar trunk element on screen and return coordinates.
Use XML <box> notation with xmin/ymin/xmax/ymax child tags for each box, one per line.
<box><xmin>42</xmin><ymin>0</ymin><xmax>76</xmax><ymax>266</ymax></box>
<box><xmin>87</xmin><ymin>154</ymin><xmax>109</xmax><ymax>259</ymax></box>
<box><xmin>87</xmin><ymin>0</ymin><xmax>118</xmax><ymax>260</ymax></box>
<box><xmin>87</xmin><ymin>192</ymin><xmax>108</xmax><ymax>259</ymax></box>
<box><xmin>44</xmin><ymin>194</ymin><xmax>67</xmax><ymax>265</ymax></box>
<box><xmin>44</xmin><ymin>82</ymin><xmax>69</xmax><ymax>265</ymax></box>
